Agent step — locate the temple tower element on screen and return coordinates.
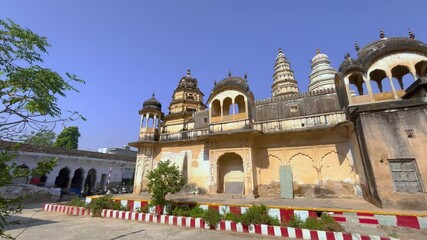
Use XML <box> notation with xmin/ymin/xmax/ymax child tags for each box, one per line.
<box><xmin>163</xmin><ymin>69</ymin><xmax>206</xmax><ymax>133</ymax></box>
<box><xmin>272</xmin><ymin>48</ymin><xmax>299</xmax><ymax>97</ymax></box>
<box><xmin>309</xmin><ymin>48</ymin><xmax>337</xmax><ymax>92</ymax></box>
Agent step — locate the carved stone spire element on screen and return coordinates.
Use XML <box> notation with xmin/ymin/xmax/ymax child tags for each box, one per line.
<box><xmin>271</xmin><ymin>48</ymin><xmax>299</xmax><ymax>97</ymax></box>
<box><xmin>309</xmin><ymin>48</ymin><xmax>337</xmax><ymax>92</ymax></box>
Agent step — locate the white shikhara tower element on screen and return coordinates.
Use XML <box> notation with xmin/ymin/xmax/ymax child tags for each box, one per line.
<box><xmin>309</xmin><ymin>49</ymin><xmax>337</xmax><ymax>92</ymax></box>
<box><xmin>272</xmin><ymin>48</ymin><xmax>299</xmax><ymax>97</ymax></box>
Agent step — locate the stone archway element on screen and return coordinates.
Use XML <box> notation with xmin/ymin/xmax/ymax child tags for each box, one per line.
<box><xmin>70</xmin><ymin>168</ymin><xmax>84</xmax><ymax>194</ymax></box>
<box><xmin>217</xmin><ymin>153</ymin><xmax>244</xmax><ymax>194</ymax></box>
<box><xmin>84</xmin><ymin>168</ymin><xmax>96</xmax><ymax>196</ymax></box>
<box><xmin>55</xmin><ymin>167</ymin><xmax>70</xmax><ymax>189</ymax></box>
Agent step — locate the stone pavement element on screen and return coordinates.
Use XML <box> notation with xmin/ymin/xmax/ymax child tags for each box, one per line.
<box><xmin>117</xmin><ymin>193</ymin><xmax>427</xmax><ymax>215</ymax></box>
<box><xmin>5</xmin><ymin>205</ymin><xmax>278</xmax><ymax>240</ymax></box>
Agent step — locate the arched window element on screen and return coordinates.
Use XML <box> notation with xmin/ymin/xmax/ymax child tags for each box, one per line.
<box><xmin>147</xmin><ymin>114</ymin><xmax>154</xmax><ymax>128</ymax></box>
<box><xmin>415</xmin><ymin>60</ymin><xmax>427</xmax><ymax>78</ymax></box>
<box><xmin>235</xmin><ymin>95</ymin><xmax>246</xmax><ymax>113</ymax></box>
<box><xmin>222</xmin><ymin>97</ymin><xmax>232</xmax><ymax>116</ymax></box>
<box><xmin>348</xmin><ymin>73</ymin><xmax>366</xmax><ymax>96</ymax></box>
<box><xmin>211</xmin><ymin>99</ymin><xmax>221</xmax><ymax>117</ymax></box>
<box><xmin>391</xmin><ymin>65</ymin><xmax>413</xmax><ymax>90</ymax></box>
<box><xmin>369</xmin><ymin>69</ymin><xmax>389</xmax><ymax>93</ymax></box>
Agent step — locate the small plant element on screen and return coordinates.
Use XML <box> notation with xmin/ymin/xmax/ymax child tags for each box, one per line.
<box><xmin>223</xmin><ymin>212</ymin><xmax>240</xmax><ymax>222</ymax></box>
<box><xmin>85</xmin><ymin>195</ymin><xmax>122</xmax><ymax>217</ymax></box>
<box><xmin>172</xmin><ymin>206</ymin><xmax>191</xmax><ymax>217</ymax></box>
<box><xmin>189</xmin><ymin>206</ymin><xmax>206</xmax><ymax>218</ymax></box>
<box><xmin>239</xmin><ymin>204</ymin><xmax>280</xmax><ymax>226</ymax></box>
<box><xmin>146</xmin><ymin>160</ymin><xmax>186</xmax><ymax>208</ymax></box>
<box><xmin>68</xmin><ymin>198</ymin><xmax>85</xmax><ymax>207</ymax></box>
<box><xmin>286</xmin><ymin>215</ymin><xmax>303</xmax><ymax>228</ymax></box>
<box><xmin>320</xmin><ymin>214</ymin><xmax>344</xmax><ymax>232</ymax></box>
<box><xmin>202</xmin><ymin>209</ymin><xmax>222</xmax><ymax>229</ymax></box>
<box><xmin>302</xmin><ymin>217</ymin><xmax>322</xmax><ymax>230</ymax></box>
<box><xmin>136</xmin><ymin>204</ymin><xmax>149</xmax><ymax>213</ymax></box>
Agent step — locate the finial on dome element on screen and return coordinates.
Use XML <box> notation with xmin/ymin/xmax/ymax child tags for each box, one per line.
<box><xmin>409</xmin><ymin>28</ymin><xmax>415</xmax><ymax>39</ymax></box>
<box><xmin>316</xmin><ymin>48</ymin><xmax>320</xmax><ymax>54</ymax></box>
<box><xmin>214</xmin><ymin>80</ymin><xmax>217</xmax><ymax>86</ymax></box>
<box><xmin>228</xmin><ymin>69</ymin><xmax>231</xmax><ymax>77</ymax></box>
<box><xmin>344</xmin><ymin>52</ymin><xmax>351</xmax><ymax>59</ymax></box>
<box><xmin>278</xmin><ymin>48</ymin><xmax>282</xmax><ymax>53</ymax></box>
<box><xmin>355</xmin><ymin>42</ymin><xmax>360</xmax><ymax>52</ymax></box>
<box><xmin>380</xmin><ymin>29</ymin><xmax>385</xmax><ymax>39</ymax></box>
<box><xmin>152</xmin><ymin>92</ymin><xmax>155</xmax><ymax>98</ymax></box>
<box><xmin>244</xmin><ymin>72</ymin><xmax>247</xmax><ymax>80</ymax></box>
<box><xmin>187</xmin><ymin>68</ymin><xmax>191</xmax><ymax>76</ymax></box>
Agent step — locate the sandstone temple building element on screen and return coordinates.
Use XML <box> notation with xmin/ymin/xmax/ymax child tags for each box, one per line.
<box><xmin>130</xmin><ymin>31</ymin><xmax>427</xmax><ymax>210</ymax></box>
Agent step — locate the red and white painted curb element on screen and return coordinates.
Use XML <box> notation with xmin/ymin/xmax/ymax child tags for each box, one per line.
<box><xmin>100</xmin><ymin>209</ymin><xmax>397</xmax><ymax>240</ymax></box>
<box><xmin>86</xmin><ymin>197</ymin><xmax>427</xmax><ymax>230</ymax></box>
<box><xmin>43</xmin><ymin>204</ymin><xmax>90</xmax><ymax>216</ymax></box>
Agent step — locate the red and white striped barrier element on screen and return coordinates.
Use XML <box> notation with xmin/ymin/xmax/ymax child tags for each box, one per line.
<box><xmin>101</xmin><ymin>209</ymin><xmax>397</xmax><ymax>240</ymax></box>
<box><xmin>85</xmin><ymin>197</ymin><xmax>427</xmax><ymax>230</ymax></box>
<box><xmin>43</xmin><ymin>204</ymin><xmax>90</xmax><ymax>216</ymax></box>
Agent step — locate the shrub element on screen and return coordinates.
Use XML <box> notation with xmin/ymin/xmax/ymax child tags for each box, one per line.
<box><xmin>286</xmin><ymin>215</ymin><xmax>303</xmax><ymax>228</ymax></box>
<box><xmin>85</xmin><ymin>195</ymin><xmax>122</xmax><ymax>217</ymax></box>
<box><xmin>239</xmin><ymin>204</ymin><xmax>280</xmax><ymax>226</ymax></box>
<box><xmin>172</xmin><ymin>206</ymin><xmax>191</xmax><ymax>217</ymax></box>
<box><xmin>138</xmin><ymin>204</ymin><xmax>149</xmax><ymax>213</ymax></box>
<box><xmin>189</xmin><ymin>206</ymin><xmax>206</xmax><ymax>218</ymax></box>
<box><xmin>223</xmin><ymin>212</ymin><xmax>240</xmax><ymax>222</ymax></box>
<box><xmin>68</xmin><ymin>198</ymin><xmax>85</xmax><ymax>207</ymax></box>
<box><xmin>146</xmin><ymin>160</ymin><xmax>185</xmax><ymax>207</ymax></box>
<box><xmin>320</xmin><ymin>213</ymin><xmax>344</xmax><ymax>232</ymax></box>
<box><xmin>202</xmin><ymin>209</ymin><xmax>222</xmax><ymax>228</ymax></box>
<box><xmin>302</xmin><ymin>217</ymin><xmax>322</xmax><ymax>230</ymax></box>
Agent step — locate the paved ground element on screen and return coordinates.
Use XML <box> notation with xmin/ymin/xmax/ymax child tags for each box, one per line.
<box><xmin>4</xmin><ymin>205</ymin><xmax>279</xmax><ymax>240</ymax></box>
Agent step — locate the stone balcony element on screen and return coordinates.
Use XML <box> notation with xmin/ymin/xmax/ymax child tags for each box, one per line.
<box><xmin>159</xmin><ymin>129</ymin><xmax>209</xmax><ymax>142</ymax></box>
<box><xmin>254</xmin><ymin>112</ymin><xmax>346</xmax><ymax>133</ymax></box>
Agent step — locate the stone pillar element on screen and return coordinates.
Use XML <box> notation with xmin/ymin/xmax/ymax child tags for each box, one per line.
<box><xmin>388</xmin><ymin>77</ymin><xmax>398</xmax><ymax>99</ymax></box>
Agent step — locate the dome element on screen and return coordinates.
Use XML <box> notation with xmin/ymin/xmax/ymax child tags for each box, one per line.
<box><xmin>177</xmin><ymin>69</ymin><xmax>199</xmax><ymax>90</ymax></box>
<box><xmin>142</xmin><ymin>94</ymin><xmax>162</xmax><ymax>112</ymax></box>
<box><xmin>208</xmin><ymin>75</ymin><xmax>253</xmax><ymax>102</ymax></box>
<box><xmin>339</xmin><ymin>54</ymin><xmax>363</xmax><ymax>74</ymax></box>
<box><xmin>357</xmin><ymin>37</ymin><xmax>427</xmax><ymax>68</ymax></box>
<box><xmin>311</xmin><ymin>49</ymin><xmax>329</xmax><ymax>64</ymax></box>
<box><xmin>211</xmin><ymin>76</ymin><xmax>250</xmax><ymax>95</ymax></box>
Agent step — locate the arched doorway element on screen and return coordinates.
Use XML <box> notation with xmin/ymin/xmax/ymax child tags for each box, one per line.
<box><xmin>70</xmin><ymin>168</ymin><xmax>84</xmax><ymax>195</ymax></box>
<box><xmin>217</xmin><ymin>153</ymin><xmax>244</xmax><ymax>194</ymax></box>
<box><xmin>54</xmin><ymin>167</ymin><xmax>70</xmax><ymax>189</ymax></box>
<box><xmin>84</xmin><ymin>168</ymin><xmax>96</xmax><ymax>196</ymax></box>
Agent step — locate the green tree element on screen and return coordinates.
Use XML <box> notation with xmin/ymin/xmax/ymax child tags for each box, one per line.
<box><xmin>53</xmin><ymin>126</ymin><xmax>80</xmax><ymax>149</ymax></box>
<box><xmin>0</xmin><ymin>18</ymin><xmax>84</xmax><ymax>239</ymax></box>
<box><xmin>146</xmin><ymin>160</ymin><xmax>185</xmax><ymax>207</ymax></box>
<box><xmin>19</xmin><ymin>130</ymin><xmax>56</xmax><ymax>146</ymax></box>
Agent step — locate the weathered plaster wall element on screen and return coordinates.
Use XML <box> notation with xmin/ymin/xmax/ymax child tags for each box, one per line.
<box><xmin>253</xmin><ymin>129</ymin><xmax>362</xmax><ymax>198</ymax></box>
<box><xmin>157</xmin><ymin>142</ymin><xmax>210</xmax><ymax>192</ymax></box>
<box><xmin>358</xmin><ymin>107</ymin><xmax>427</xmax><ymax>210</ymax></box>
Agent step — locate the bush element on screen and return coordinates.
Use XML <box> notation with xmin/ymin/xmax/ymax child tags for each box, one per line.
<box><xmin>202</xmin><ymin>209</ymin><xmax>222</xmax><ymax>228</ymax></box>
<box><xmin>85</xmin><ymin>195</ymin><xmax>122</xmax><ymax>217</ymax></box>
<box><xmin>146</xmin><ymin>160</ymin><xmax>185</xmax><ymax>207</ymax></box>
<box><xmin>286</xmin><ymin>215</ymin><xmax>303</xmax><ymax>228</ymax></box>
<box><xmin>68</xmin><ymin>198</ymin><xmax>85</xmax><ymax>207</ymax></box>
<box><xmin>189</xmin><ymin>206</ymin><xmax>206</xmax><ymax>218</ymax></box>
<box><xmin>172</xmin><ymin>206</ymin><xmax>191</xmax><ymax>217</ymax></box>
<box><xmin>302</xmin><ymin>217</ymin><xmax>323</xmax><ymax>230</ymax></box>
<box><xmin>239</xmin><ymin>204</ymin><xmax>280</xmax><ymax>226</ymax></box>
<box><xmin>320</xmin><ymin>214</ymin><xmax>344</xmax><ymax>232</ymax></box>
<box><xmin>223</xmin><ymin>212</ymin><xmax>240</xmax><ymax>222</ymax></box>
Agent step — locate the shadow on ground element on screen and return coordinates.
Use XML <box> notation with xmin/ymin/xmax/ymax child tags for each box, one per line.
<box><xmin>4</xmin><ymin>214</ymin><xmax>57</xmax><ymax>231</ymax></box>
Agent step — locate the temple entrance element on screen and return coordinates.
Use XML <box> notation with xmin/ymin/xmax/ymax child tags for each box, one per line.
<box><xmin>55</xmin><ymin>167</ymin><xmax>70</xmax><ymax>189</ymax></box>
<box><xmin>217</xmin><ymin>153</ymin><xmax>244</xmax><ymax>194</ymax></box>
<box><xmin>84</xmin><ymin>168</ymin><xmax>96</xmax><ymax>196</ymax></box>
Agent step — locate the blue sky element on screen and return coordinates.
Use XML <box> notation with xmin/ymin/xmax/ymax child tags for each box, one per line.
<box><xmin>1</xmin><ymin>1</ymin><xmax>426</xmax><ymax>150</ymax></box>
